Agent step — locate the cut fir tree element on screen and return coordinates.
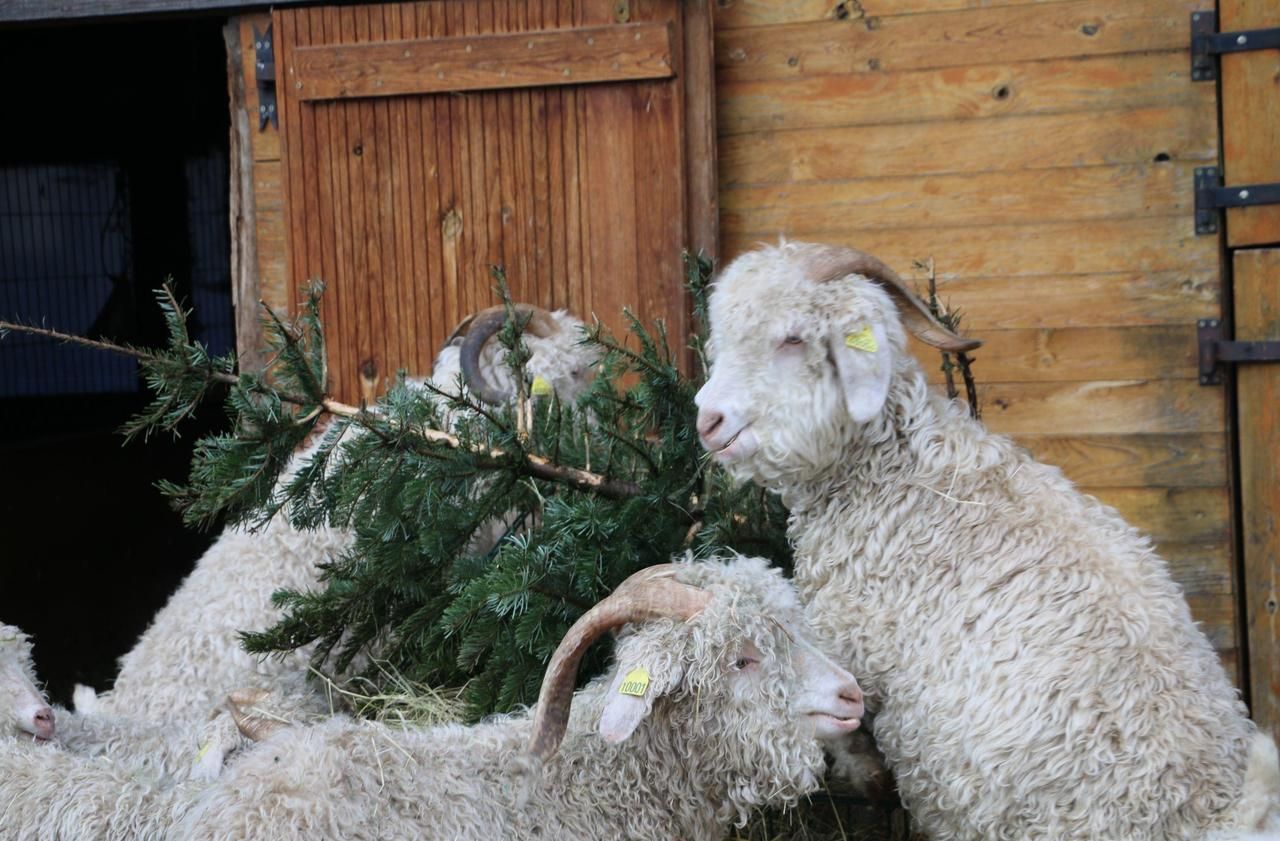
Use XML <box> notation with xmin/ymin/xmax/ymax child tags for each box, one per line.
<box><xmin>0</xmin><ymin>258</ymin><xmax>789</xmax><ymax>718</ymax></box>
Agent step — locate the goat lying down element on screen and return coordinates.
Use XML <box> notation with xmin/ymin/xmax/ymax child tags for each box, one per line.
<box><xmin>177</xmin><ymin>555</ymin><xmax>864</xmax><ymax>841</ymax></box>
<box><xmin>695</xmin><ymin>241</ymin><xmax>1280</xmax><ymax>840</ymax></box>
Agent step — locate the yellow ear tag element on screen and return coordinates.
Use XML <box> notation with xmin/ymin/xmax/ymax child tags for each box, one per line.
<box><xmin>618</xmin><ymin>667</ymin><xmax>650</xmax><ymax>697</ymax></box>
<box><xmin>195</xmin><ymin>740</ymin><xmax>212</xmax><ymax>761</ymax></box>
<box><xmin>530</xmin><ymin>375</ymin><xmax>553</xmax><ymax>397</ymax></box>
<box><xmin>844</xmin><ymin>326</ymin><xmax>878</xmax><ymax>353</ymax></box>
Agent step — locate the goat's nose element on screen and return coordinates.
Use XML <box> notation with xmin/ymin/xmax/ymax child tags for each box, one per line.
<box><xmin>696</xmin><ymin>408</ymin><xmax>724</xmax><ymax>441</ymax></box>
<box><xmin>840</xmin><ymin>682</ymin><xmax>864</xmax><ymax>716</ymax></box>
<box><xmin>33</xmin><ymin>706</ymin><xmax>54</xmax><ymax>738</ymax></box>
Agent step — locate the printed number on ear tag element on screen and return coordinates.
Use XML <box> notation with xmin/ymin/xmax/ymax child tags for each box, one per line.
<box><xmin>531</xmin><ymin>376</ymin><xmax>553</xmax><ymax>396</ymax></box>
<box><xmin>844</xmin><ymin>326</ymin><xmax>878</xmax><ymax>353</ymax></box>
<box><xmin>618</xmin><ymin>667</ymin><xmax>650</xmax><ymax>697</ymax></box>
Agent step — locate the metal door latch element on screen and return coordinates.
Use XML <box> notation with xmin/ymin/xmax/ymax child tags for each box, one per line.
<box><xmin>254</xmin><ymin>23</ymin><xmax>277</xmax><ymax>130</ymax></box>
<box><xmin>1194</xmin><ymin>167</ymin><xmax>1280</xmax><ymax>235</ymax></box>
<box><xmin>1197</xmin><ymin>319</ymin><xmax>1280</xmax><ymax>385</ymax></box>
<box><xmin>1191</xmin><ymin>11</ymin><xmax>1280</xmax><ymax>82</ymax></box>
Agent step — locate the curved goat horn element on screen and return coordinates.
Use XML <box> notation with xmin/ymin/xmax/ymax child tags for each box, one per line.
<box><xmin>459</xmin><ymin>304</ymin><xmax>561</xmax><ymax>406</ymax></box>
<box><xmin>526</xmin><ymin>564</ymin><xmax>711</xmax><ymax>762</ymax></box>
<box><xmin>225</xmin><ymin>690</ymin><xmax>285</xmax><ymax>743</ymax></box>
<box><xmin>807</xmin><ymin>246</ymin><xmax>981</xmax><ymax>353</ymax></box>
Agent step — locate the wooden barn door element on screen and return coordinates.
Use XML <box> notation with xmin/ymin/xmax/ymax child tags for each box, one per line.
<box><xmin>270</xmin><ymin>0</ymin><xmax>715</xmax><ymax>403</ymax></box>
<box><xmin>1218</xmin><ymin>0</ymin><xmax>1280</xmax><ymax>736</ymax></box>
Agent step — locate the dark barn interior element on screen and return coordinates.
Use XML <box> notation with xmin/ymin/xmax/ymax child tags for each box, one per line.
<box><xmin>0</xmin><ymin>18</ymin><xmax>235</xmax><ymax>704</ymax></box>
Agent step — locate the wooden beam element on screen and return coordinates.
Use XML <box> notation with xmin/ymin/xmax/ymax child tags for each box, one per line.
<box><xmin>0</xmin><ymin>0</ymin><xmax>310</xmax><ymax>24</ymax></box>
<box><xmin>1234</xmin><ymin>247</ymin><xmax>1280</xmax><ymax>738</ymax></box>
<box><xmin>290</xmin><ymin>22</ymin><xmax>675</xmax><ymax>101</ymax></box>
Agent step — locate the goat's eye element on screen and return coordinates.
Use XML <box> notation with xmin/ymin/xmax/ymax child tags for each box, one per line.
<box><xmin>731</xmin><ymin>656</ymin><xmax>759</xmax><ymax>671</ymax></box>
<box><xmin>782</xmin><ymin>334</ymin><xmax>804</xmax><ymax>346</ymax></box>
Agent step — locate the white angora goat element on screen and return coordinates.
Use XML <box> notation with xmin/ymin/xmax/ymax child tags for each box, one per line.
<box><xmin>176</xmin><ymin>556</ymin><xmax>864</xmax><ymax>841</ymax></box>
<box><xmin>91</xmin><ymin>304</ymin><xmax>598</xmax><ymax>732</ymax></box>
<box><xmin>1</xmin><ymin>625</ymin><xmax>55</xmax><ymax>743</ymax></box>
<box><xmin>694</xmin><ymin>241</ymin><xmax>1280</xmax><ymax>840</ymax></box>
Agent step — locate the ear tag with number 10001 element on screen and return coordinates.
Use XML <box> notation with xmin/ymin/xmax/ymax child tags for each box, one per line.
<box><xmin>618</xmin><ymin>666</ymin><xmax>650</xmax><ymax>697</ymax></box>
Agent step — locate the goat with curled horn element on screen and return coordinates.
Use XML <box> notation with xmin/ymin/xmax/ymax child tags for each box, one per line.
<box><xmin>188</xmin><ymin>556</ymin><xmax>865</xmax><ymax>841</ymax></box>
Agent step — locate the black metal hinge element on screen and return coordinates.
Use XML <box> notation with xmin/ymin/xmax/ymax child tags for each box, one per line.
<box><xmin>1191</xmin><ymin>11</ymin><xmax>1280</xmax><ymax>82</ymax></box>
<box><xmin>253</xmin><ymin>23</ymin><xmax>277</xmax><ymax>130</ymax></box>
<box><xmin>1197</xmin><ymin>319</ymin><xmax>1280</xmax><ymax>385</ymax></box>
<box><xmin>1194</xmin><ymin>167</ymin><xmax>1280</xmax><ymax>235</ymax></box>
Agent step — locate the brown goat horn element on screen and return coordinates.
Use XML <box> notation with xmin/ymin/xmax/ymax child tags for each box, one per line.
<box><xmin>226</xmin><ymin>691</ymin><xmax>285</xmax><ymax>743</ymax></box>
<box><xmin>459</xmin><ymin>304</ymin><xmax>561</xmax><ymax>406</ymax></box>
<box><xmin>525</xmin><ymin>564</ymin><xmax>711</xmax><ymax>762</ymax></box>
<box><xmin>808</xmin><ymin>246</ymin><xmax>981</xmax><ymax>353</ymax></box>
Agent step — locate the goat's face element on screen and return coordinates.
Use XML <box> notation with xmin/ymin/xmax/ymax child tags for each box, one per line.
<box><xmin>695</xmin><ymin>243</ymin><xmax>907</xmax><ymax>485</ymax></box>
<box><xmin>595</xmin><ymin>557</ymin><xmax>863</xmax><ymax>814</ymax></box>
<box><xmin>524</xmin><ymin>314</ymin><xmax>600</xmax><ymax>404</ymax></box>
<box><xmin>0</xmin><ymin>626</ymin><xmax>55</xmax><ymax>743</ymax></box>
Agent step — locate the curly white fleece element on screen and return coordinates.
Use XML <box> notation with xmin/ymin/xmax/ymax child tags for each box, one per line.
<box><xmin>173</xmin><ymin>556</ymin><xmax>839</xmax><ymax>841</ymax></box>
<box><xmin>697</xmin><ymin>241</ymin><xmax>1280</xmax><ymax>840</ymax></box>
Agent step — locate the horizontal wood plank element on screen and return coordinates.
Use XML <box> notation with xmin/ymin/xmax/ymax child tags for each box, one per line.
<box><xmin>719</xmin><ymin>103</ymin><xmax>1215</xmax><ymax>185</ymax></box>
<box><xmin>1014</xmin><ymin>433</ymin><xmax>1226</xmax><ymax>488</ymax></box>
<box><xmin>1088</xmin><ymin>485</ymin><xmax>1230</xmax><ymax>546</ymax></box>
<box><xmin>1159</xmin><ymin>541</ymin><xmax>1233</xmax><ymax>596</ymax></box>
<box><xmin>714</xmin><ymin>0</ymin><xmax>1085</xmax><ymax>29</ymax></box>
<box><xmin>976</xmin><ymin>379</ymin><xmax>1223</xmax><ymax>436</ymax></box>
<box><xmin>1182</xmin><ymin>592</ymin><xmax>1238</xmax><ymax>650</ymax></box>
<box><xmin>718</xmin><ymin>51</ymin><xmax>1196</xmax><ymax>135</ymax></box>
<box><xmin>920</xmin><ymin>270</ymin><xmax>1219</xmax><ymax>330</ymax></box>
<box><xmin>916</xmin><ymin>324</ymin><xmax>1198</xmax><ymax>384</ymax></box>
<box><xmin>721</xmin><ymin>162</ymin><xmax>1195</xmax><ymax>232</ymax></box>
<box><xmin>722</xmin><ymin>216</ymin><xmax>1219</xmax><ymax>279</ymax></box>
<box><xmin>291</xmin><ymin>23</ymin><xmax>674</xmax><ymax>100</ymax></box>
<box><xmin>717</xmin><ymin>0</ymin><xmax>1203</xmax><ymax>82</ymax></box>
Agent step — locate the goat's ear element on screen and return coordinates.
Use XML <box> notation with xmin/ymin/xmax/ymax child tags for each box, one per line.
<box><xmin>829</xmin><ymin>322</ymin><xmax>892</xmax><ymax>423</ymax></box>
<box><xmin>598</xmin><ymin>664</ymin><xmax>670</xmax><ymax>744</ymax></box>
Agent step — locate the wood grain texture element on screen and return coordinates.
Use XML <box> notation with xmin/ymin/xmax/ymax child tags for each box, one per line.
<box><xmin>722</xmin><ymin>162</ymin><xmax>1196</xmax><ymax>233</ymax></box>
<box><xmin>722</xmin><ymin>216</ymin><xmax>1219</xmax><ymax>278</ymax></box>
<box><xmin>1220</xmin><ymin>0</ymin><xmax>1280</xmax><ymax>246</ymax></box>
<box><xmin>923</xmin><ymin>270</ymin><xmax>1219</xmax><ymax>330</ymax></box>
<box><xmin>718</xmin><ymin>52</ymin><xmax>1199</xmax><ymax>136</ymax></box>
<box><xmin>719</xmin><ymin>104</ymin><xmax>1215</xmax><ymax>186</ymax></box>
<box><xmin>273</xmin><ymin>0</ymin><xmax>700</xmax><ymax>401</ymax></box>
<box><xmin>977</xmin><ymin>379</ymin><xmax>1222</xmax><ymax>436</ymax></box>
<box><xmin>292</xmin><ymin>22</ymin><xmax>674</xmax><ymax>100</ymax></box>
<box><xmin>717</xmin><ymin>0</ymin><xmax>1205</xmax><ymax>82</ymax></box>
<box><xmin>916</xmin><ymin>324</ymin><xmax>1198</xmax><ymax>384</ymax></box>
<box><xmin>1013</xmin><ymin>433</ymin><xmax>1226</xmax><ymax>488</ymax></box>
<box><xmin>713</xmin><ymin>0</ymin><xmax>1072</xmax><ymax>30</ymax></box>
<box><xmin>1234</xmin><ymin>248</ymin><xmax>1280</xmax><ymax>735</ymax></box>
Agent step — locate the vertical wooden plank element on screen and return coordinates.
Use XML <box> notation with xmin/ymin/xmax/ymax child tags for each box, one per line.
<box><xmin>374</xmin><ymin>4</ymin><xmax>410</xmax><ymax>382</ymax></box>
<box><xmin>306</xmin><ymin>7</ymin><xmax>343</xmax><ymax>400</ymax></box>
<box><xmin>545</xmin><ymin>0</ymin><xmax>571</xmax><ymax>312</ymax></box>
<box><xmin>442</xmin><ymin>0</ymin><xmax>471</xmax><ymax>332</ymax></box>
<box><xmin>273</xmin><ymin>9</ymin><xmax>307</xmax><ymax>308</ymax></box>
<box><xmin>630</xmin><ymin>0</ymin><xmax>686</xmax><ymax>345</ymax></box>
<box><xmin>322</xmin><ymin>5</ymin><xmax>356</xmax><ymax>403</ymax></box>
<box><xmin>1220</xmin><ymin>1</ymin><xmax>1280</xmax><ymax>247</ymax></box>
<box><xmin>224</xmin><ymin>18</ymin><xmax>264</xmax><ymax>371</ymax></box>
<box><xmin>402</xmin><ymin>3</ymin><xmax>432</xmax><ymax>370</ymax></box>
<box><xmin>492</xmin><ymin>0</ymin><xmax>521</xmax><ymax>301</ymax></box>
<box><xmin>681</xmin><ymin>0</ymin><xmax>719</xmax><ymax>262</ymax></box>
<box><xmin>1236</xmin><ymin>247</ymin><xmax>1280</xmax><ymax>739</ymax></box>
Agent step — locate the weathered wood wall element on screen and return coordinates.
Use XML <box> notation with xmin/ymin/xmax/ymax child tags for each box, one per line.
<box><xmin>231</xmin><ymin>0</ymin><xmax>1245</xmax><ymax>681</ymax></box>
<box><xmin>713</xmin><ymin>0</ymin><xmax>1239</xmax><ymax>679</ymax></box>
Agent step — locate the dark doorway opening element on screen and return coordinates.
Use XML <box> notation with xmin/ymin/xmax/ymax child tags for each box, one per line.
<box><xmin>0</xmin><ymin>18</ymin><xmax>234</xmax><ymax>703</ymax></box>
